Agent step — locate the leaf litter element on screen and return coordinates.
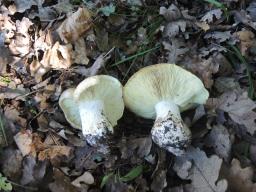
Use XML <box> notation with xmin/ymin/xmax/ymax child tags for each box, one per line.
<box><xmin>1</xmin><ymin>0</ymin><xmax>256</xmax><ymax>191</ymax></box>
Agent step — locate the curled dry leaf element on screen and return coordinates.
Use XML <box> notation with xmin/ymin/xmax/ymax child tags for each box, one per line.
<box><xmin>57</xmin><ymin>7</ymin><xmax>92</xmax><ymax>43</ymax></box>
<box><xmin>222</xmin><ymin>159</ymin><xmax>256</xmax><ymax>192</ymax></box>
<box><xmin>174</xmin><ymin>147</ymin><xmax>227</xmax><ymax>192</ymax></box>
<box><xmin>72</xmin><ymin>38</ymin><xmax>89</xmax><ymax>65</ymax></box>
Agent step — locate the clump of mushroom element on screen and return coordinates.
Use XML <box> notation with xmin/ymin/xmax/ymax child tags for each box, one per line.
<box><xmin>124</xmin><ymin>64</ymin><xmax>209</xmax><ymax>156</ymax></box>
<box><xmin>59</xmin><ymin>75</ymin><xmax>124</xmax><ymax>147</ymax></box>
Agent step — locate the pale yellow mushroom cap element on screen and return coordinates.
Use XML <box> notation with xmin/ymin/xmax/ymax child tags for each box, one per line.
<box><xmin>59</xmin><ymin>75</ymin><xmax>124</xmax><ymax>130</ymax></box>
<box><xmin>124</xmin><ymin>64</ymin><xmax>209</xmax><ymax>119</ymax></box>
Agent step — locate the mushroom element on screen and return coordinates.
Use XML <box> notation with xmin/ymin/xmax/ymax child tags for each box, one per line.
<box><xmin>123</xmin><ymin>64</ymin><xmax>209</xmax><ymax>156</ymax></box>
<box><xmin>59</xmin><ymin>75</ymin><xmax>124</xmax><ymax>146</ymax></box>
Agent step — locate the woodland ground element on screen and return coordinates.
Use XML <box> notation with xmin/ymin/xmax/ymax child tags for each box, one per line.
<box><xmin>1</xmin><ymin>0</ymin><xmax>256</xmax><ymax>192</ymax></box>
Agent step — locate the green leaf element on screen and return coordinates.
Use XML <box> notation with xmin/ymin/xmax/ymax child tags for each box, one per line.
<box><xmin>120</xmin><ymin>165</ymin><xmax>143</xmax><ymax>182</ymax></box>
<box><xmin>0</xmin><ymin>173</ymin><xmax>12</xmax><ymax>191</ymax></box>
<box><xmin>99</xmin><ymin>4</ymin><xmax>116</xmax><ymax>16</ymax></box>
<box><xmin>100</xmin><ymin>172</ymin><xmax>114</xmax><ymax>188</ymax></box>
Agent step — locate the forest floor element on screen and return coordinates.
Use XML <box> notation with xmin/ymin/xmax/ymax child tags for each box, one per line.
<box><xmin>1</xmin><ymin>0</ymin><xmax>256</xmax><ymax>192</ymax></box>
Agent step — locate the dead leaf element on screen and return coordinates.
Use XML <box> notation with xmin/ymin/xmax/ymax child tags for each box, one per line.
<box><xmin>8</xmin><ymin>0</ymin><xmax>37</xmax><ymax>14</ymax></box>
<box><xmin>204</xmin><ymin>31</ymin><xmax>233</xmax><ymax>43</ymax></box>
<box><xmin>71</xmin><ymin>171</ymin><xmax>94</xmax><ymax>188</ymax></box>
<box><xmin>195</xmin><ymin>21</ymin><xmax>210</xmax><ymax>31</ymax></box>
<box><xmin>20</xmin><ymin>155</ymin><xmax>47</xmax><ymax>185</ymax></box>
<box><xmin>72</xmin><ymin>38</ymin><xmax>89</xmax><ymax>65</ymax></box>
<box><xmin>38</xmin><ymin>145</ymin><xmax>72</xmax><ymax>161</ymax></box>
<box><xmin>0</xmin><ymin>147</ymin><xmax>23</xmax><ymax>180</ymax></box>
<box><xmin>159</xmin><ymin>4</ymin><xmax>182</xmax><ymax>21</ymax></box>
<box><xmin>14</xmin><ymin>130</ymin><xmax>34</xmax><ymax>157</ymax></box>
<box><xmin>201</xmin><ymin>9</ymin><xmax>223</xmax><ymax>23</ymax></box>
<box><xmin>163</xmin><ymin>21</ymin><xmax>186</xmax><ymax>38</ymax></box>
<box><xmin>57</xmin><ymin>7</ymin><xmax>92</xmax><ymax>43</ymax></box>
<box><xmin>9</xmin><ymin>17</ymin><xmax>33</xmax><ymax>56</ymax></box>
<box><xmin>49</xmin><ymin>168</ymin><xmax>80</xmax><ymax>192</ymax></box>
<box><xmin>204</xmin><ymin>124</ymin><xmax>231</xmax><ymax>161</ymax></box>
<box><xmin>162</xmin><ymin>38</ymin><xmax>189</xmax><ymax>63</ymax></box>
<box><xmin>42</xmin><ymin>41</ymin><xmax>72</xmax><ymax>69</ymax></box>
<box><xmin>120</xmin><ymin>136</ymin><xmax>152</xmax><ymax>159</ymax></box>
<box><xmin>222</xmin><ymin>159</ymin><xmax>256</xmax><ymax>192</ymax></box>
<box><xmin>182</xmin><ymin>55</ymin><xmax>219</xmax><ymax>88</ymax></box>
<box><xmin>174</xmin><ymin>147</ymin><xmax>228</xmax><ymax>192</ymax></box>
<box><xmin>234</xmin><ymin>29</ymin><xmax>255</xmax><ymax>56</ymax></box>
<box><xmin>217</xmin><ymin>90</ymin><xmax>256</xmax><ymax>134</ymax></box>
<box><xmin>214</xmin><ymin>77</ymin><xmax>240</xmax><ymax>93</ymax></box>
<box><xmin>247</xmin><ymin>2</ymin><xmax>256</xmax><ymax>22</ymax></box>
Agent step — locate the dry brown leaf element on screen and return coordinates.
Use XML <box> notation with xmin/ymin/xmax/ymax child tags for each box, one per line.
<box><xmin>38</xmin><ymin>145</ymin><xmax>72</xmax><ymax>160</ymax></box>
<box><xmin>72</xmin><ymin>38</ymin><xmax>89</xmax><ymax>65</ymax></box>
<box><xmin>195</xmin><ymin>21</ymin><xmax>210</xmax><ymax>31</ymax></box>
<box><xmin>159</xmin><ymin>4</ymin><xmax>181</xmax><ymax>21</ymax></box>
<box><xmin>222</xmin><ymin>159</ymin><xmax>256</xmax><ymax>192</ymax></box>
<box><xmin>14</xmin><ymin>130</ymin><xmax>34</xmax><ymax>157</ymax></box>
<box><xmin>235</xmin><ymin>29</ymin><xmax>255</xmax><ymax>56</ymax></box>
<box><xmin>57</xmin><ymin>7</ymin><xmax>92</xmax><ymax>43</ymax></box>
<box><xmin>42</xmin><ymin>41</ymin><xmax>72</xmax><ymax>69</ymax></box>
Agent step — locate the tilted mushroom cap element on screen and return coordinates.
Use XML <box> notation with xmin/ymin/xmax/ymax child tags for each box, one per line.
<box><xmin>124</xmin><ymin>64</ymin><xmax>209</xmax><ymax>119</ymax></box>
<box><xmin>124</xmin><ymin>64</ymin><xmax>209</xmax><ymax>155</ymax></box>
<box><xmin>59</xmin><ymin>88</ymin><xmax>81</xmax><ymax>129</ymax></box>
<box><xmin>59</xmin><ymin>75</ymin><xmax>124</xmax><ymax>145</ymax></box>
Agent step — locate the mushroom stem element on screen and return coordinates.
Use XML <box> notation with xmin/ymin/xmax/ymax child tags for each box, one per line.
<box><xmin>78</xmin><ymin>100</ymin><xmax>113</xmax><ymax>146</ymax></box>
<box><xmin>151</xmin><ymin>101</ymin><xmax>191</xmax><ymax>156</ymax></box>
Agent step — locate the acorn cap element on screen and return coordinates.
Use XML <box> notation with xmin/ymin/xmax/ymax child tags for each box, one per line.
<box><xmin>124</xmin><ymin>64</ymin><xmax>209</xmax><ymax>119</ymax></box>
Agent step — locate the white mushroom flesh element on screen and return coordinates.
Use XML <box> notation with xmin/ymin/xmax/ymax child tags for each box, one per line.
<box><xmin>78</xmin><ymin>100</ymin><xmax>113</xmax><ymax>146</ymax></box>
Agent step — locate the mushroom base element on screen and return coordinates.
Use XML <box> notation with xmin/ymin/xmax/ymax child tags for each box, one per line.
<box><xmin>152</xmin><ymin>101</ymin><xmax>192</xmax><ymax>156</ymax></box>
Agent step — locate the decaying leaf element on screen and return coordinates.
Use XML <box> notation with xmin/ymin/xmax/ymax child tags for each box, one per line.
<box><xmin>204</xmin><ymin>124</ymin><xmax>231</xmax><ymax>161</ymax></box>
<box><xmin>8</xmin><ymin>0</ymin><xmax>37</xmax><ymax>14</ymax></box>
<box><xmin>201</xmin><ymin>9</ymin><xmax>223</xmax><ymax>23</ymax></box>
<box><xmin>222</xmin><ymin>159</ymin><xmax>256</xmax><ymax>192</ymax></box>
<box><xmin>9</xmin><ymin>17</ymin><xmax>33</xmax><ymax>56</ymax></box>
<box><xmin>0</xmin><ymin>147</ymin><xmax>23</xmax><ymax>180</ymax></box>
<box><xmin>159</xmin><ymin>4</ymin><xmax>181</xmax><ymax>21</ymax></box>
<box><xmin>182</xmin><ymin>55</ymin><xmax>219</xmax><ymax>88</ymax></box>
<box><xmin>14</xmin><ymin>130</ymin><xmax>34</xmax><ymax>157</ymax></box>
<box><xmin>120</xmin><ymin>136</ymin><xmax>152</xmax><ymax>159</ymax></box>
<box><xmin>38</xmin><ymin>145</ymin><xmax>72</xmax><ymax>161</ymax></box>
<box><xmin>234</xmin><ymin>29</ymin><xmax>255</xmax><ymax>56</ymax></box>
<box><xmin>42</xmin><ymin>41</ymin><xmax>72</xmax><ymax>69</ymax></box>
<box><xmin>57</xmin><ymin>7</ymin><xmax>92</xmax><ymax>43</ymax></box>
<box><xmin>163</xmin><ymin>21</ymin><xmax>186</xmax><ymax>38</ymax></box>
<box><xmin>72</xmin><ymin>38</ymin><xmax>89</xmax><ymax>65</ymax></box>
<box><xmin>162</xmin><ymin>38</ymin><xmax>189</xmax><ymax>63</ymax></box>
<box><xmin>49</xmin><ymin>168</ymin><xmax>80</xmax><ymax>192</ymax></box>
<box><xmin>217</xmin><ymin>90</ymin><xmax>256</xmax><ymax>134</ymax></box>
<box><xmin>20</xmin><ymin>155</ymin><xmax>47</xmax><ymax>185</ymax></box>
<box><xmin>204</xmin><ymin>31</ymin><xmax>233</xmax><ymax>43</ymax></box>
<box><xmin>71</xmin><ymin>171</ymin><xmax>94</xmax><ymax>188</ymax></box>
<box><xmin>150</xmin><ymin>170</ymin><xmax>167</xmax><ymax>192</ymax></box>
<box><xmin>174</xmin><ymin>147</ymin><xmax>227</xmax><ymax>192</ymax></box>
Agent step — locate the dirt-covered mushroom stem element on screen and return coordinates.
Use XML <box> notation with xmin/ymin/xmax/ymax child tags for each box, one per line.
<box><xmin>151</xmin><ymin>101</ymin><xmax>191</xmax><ymax>156</ymax></box>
